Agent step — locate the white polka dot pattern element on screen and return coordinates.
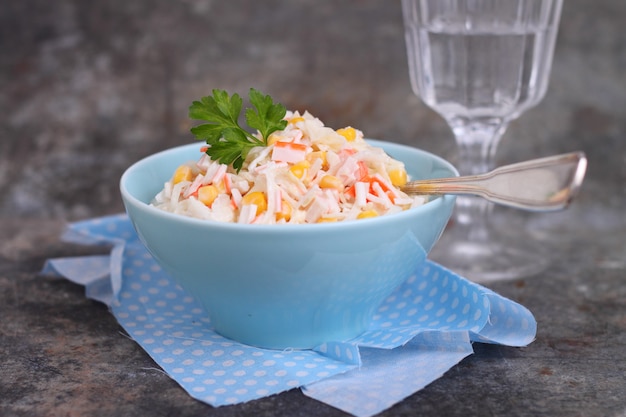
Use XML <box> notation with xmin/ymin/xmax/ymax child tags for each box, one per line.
<box><xmin>304</xmin><ymin>331</ymin><xmax>473</xmax><ymax>416</ymax></box>
<box><xmin>42</xmin><ymin>214</ymin><xmax>537</xmax><ymax>417</ymax></box>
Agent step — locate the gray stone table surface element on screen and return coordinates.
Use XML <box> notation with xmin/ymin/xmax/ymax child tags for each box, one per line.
<box><xmin>1</xmin><ymin>0</ymin><xmax>625</xmax><ymax>416</ymax></box>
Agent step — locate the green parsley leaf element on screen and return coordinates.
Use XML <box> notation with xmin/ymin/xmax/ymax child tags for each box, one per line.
<box><xmin>246</xmin><ymin>88</ymin><xmax>288</xmax><ymax>142</ymax></box>
<box><xmin>206</xmin><ymin>128</ymin><xmax>251</xmax><ymax>171</ymax></box>
<box><xmin>188</xmin><ymin>88</ymin><xmax>288</xmax><ymax>172</ymax></box>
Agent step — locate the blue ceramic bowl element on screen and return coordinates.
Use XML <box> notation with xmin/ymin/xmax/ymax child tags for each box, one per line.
<box><xmin>120</xmin><ymin>140</ymin><xmax>457</xmax><ymax>349</ymax></box>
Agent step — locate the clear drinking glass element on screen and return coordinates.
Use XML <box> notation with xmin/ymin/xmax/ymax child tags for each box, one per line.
<box><xmin>401</xmin><ymin>0</ymin><xmax>563</xmax><ymax>281</ymax></box>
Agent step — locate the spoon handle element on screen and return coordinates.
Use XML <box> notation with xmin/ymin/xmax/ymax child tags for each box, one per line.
<box><xmin>402</xmin><ymin>152</ymin><xmax>587</xmax><ymax>211</ymax></box>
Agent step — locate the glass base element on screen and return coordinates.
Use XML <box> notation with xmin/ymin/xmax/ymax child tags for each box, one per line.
<box><xmin>428</xmin><ymin>214</ymin><xmax>550</xmax><ymax>283</ymax></box>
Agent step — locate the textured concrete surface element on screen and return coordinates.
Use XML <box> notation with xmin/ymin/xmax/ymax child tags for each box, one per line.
<box><xmin>1</xmin><ymin>0</ymin><xmax>625</xmax><ymax>416</ymax></box>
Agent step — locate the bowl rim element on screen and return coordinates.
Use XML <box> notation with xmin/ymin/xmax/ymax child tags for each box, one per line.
<box><xmin>120</xmin><ymin>139</ymin><xmax>458</xmax><ymax>234</ymax></box>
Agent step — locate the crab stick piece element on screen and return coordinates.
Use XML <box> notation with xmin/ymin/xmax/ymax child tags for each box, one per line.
<box><xmin>354</xmin><ymin>181</ymin><xmax>369</xmax><ymax>207</ymax></box>
<box><xmin>305</xmin><ymin>197</ymin><xmax>328</xmax><ymax>224</ymax></box>
<box><xmin>370</xmin><ymin>181</ymin><xmax>393</xmax><ymax>208</ymax></box>
<box><xmin>238</xmin><ymin>204</ymin><xmax>257</xmax><ymax>224</ymax></box>
<box><xmin>211</xmin><ymin>163</ymin><xmax>227</xmax><ymax>184</ymax></box>
<box><xmin>223</xmin><ymin>173</ymin><xmax>232</xmax><ymax>194</ymax></box>
<box><xmin>184</xmin><ymin>173</ymin><xmax>205</xmax><ymax>198</ymax></box>
<box><xmin>272</xmin><ymin>141</ymin><xmax>308</xmax><ymax>164</ymax></box>
<box><xmin>230</xmin><ymin>188</ymin><xmax>242</xmax><ymax>209</ymax></box>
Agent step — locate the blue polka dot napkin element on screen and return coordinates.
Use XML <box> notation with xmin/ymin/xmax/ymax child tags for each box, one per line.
<box><xmin>42</xmin><ymin>214</ymin><xmax>536</xmax><ymax>417</ymax></box>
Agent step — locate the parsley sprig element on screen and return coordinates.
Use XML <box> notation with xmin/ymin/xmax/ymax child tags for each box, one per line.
<box><xmin>189</xmin><ymin>88</ymin><xmax>288</xmax><ymax>171</ymax></box>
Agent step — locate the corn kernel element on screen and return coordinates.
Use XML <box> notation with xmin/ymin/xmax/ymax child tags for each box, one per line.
<box><xmin>357</xmin><ymin>210</ymin><xmax>379</xmax><ymax>220</ymax></box>
<box><xmin>172</xmin><ymin>165</ymin><xmax>193</xmax><ymax>184</ymax></box>
<box><xmin>289</xmin><ymin>160</ymin><xmax>311</xmax><ymax>179</ymax></box>
<box><xmin>276</xmin><ymin>200</ymin><xmax>292</xmax><ymax>221</ymax></box>
<box><xmin>319</xmin><ymin>175</ymin><xmax>343</xmax><ymax>191</ymax></box>
<box><xmin>241</xmin><ymin>191</ymin><xmax>267</xmax><ymax>215</ymax></box>
<box><xmin>214</xmin><ymin>177</ymin><xmax>228</xmax><ymax>193</ymax></box>
<box><xmin>317</xmin><ymin>217</ymin><xmax>338</xmax><ymax>223</ymax></box>
<box><xmin>288</xmin><ymin>116</ymin><xmax>305</xmax><ymax>125</ymax></box>
<box><xmin>337</xmin><ymin>127</ymin><xmax>357</xmax><ymax>142</ymax></box>
<box><xmin>306</xmin><ymin>151</ymin><xmax>328</xmax><ymax>169</ymax></box>
<box><xmin>389</xmin><ymin>168</ymin><xmax>408</xmax><ymax>187</ymax></box>
<box><xmin>197</xmin><ymin>185</ymin><xmax>219</xmax><ymax>207</ymax></box>
<box><xmin>267</xmin><ymin>133</ymin><xmax>281</xmax><ymax>146</ymax></box>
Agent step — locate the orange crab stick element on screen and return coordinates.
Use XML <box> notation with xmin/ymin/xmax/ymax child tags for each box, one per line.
<box><xmin>271</xmin><ymin>141</ymin><xmax>308</xmax><ymax>164</ymax></box>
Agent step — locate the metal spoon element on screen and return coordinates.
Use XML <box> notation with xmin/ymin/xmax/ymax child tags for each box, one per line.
<box><xmin>401</xmin><ymin>152</ymin><xmax>587</xmax><ymax>211</ymax></box>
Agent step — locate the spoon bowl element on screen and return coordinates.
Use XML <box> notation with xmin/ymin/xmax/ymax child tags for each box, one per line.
<box><xmin>402</xmin><ymin>152</ymin><xmax>587</xmax><ymax>211</ymax></box>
